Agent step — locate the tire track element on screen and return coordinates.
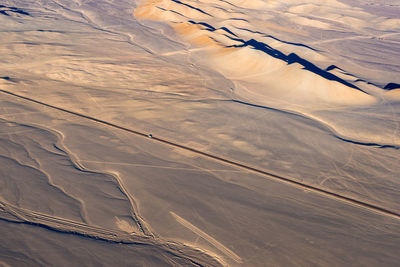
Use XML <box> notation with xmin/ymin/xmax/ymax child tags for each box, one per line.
<box><xmin>107</xmin><ymin>170</ymin><xmax>155</xmax><ymax>237</ymax></box>
<box><xmin>1</xmin><ymin>89</ymin><xmax>400</xmax><ymax>220</ymax></box>
<box><xmin>171</xmin><ymin>211</ymin><xmax>242</xmax><ymax>263</ymax></box>
<box><xmin>0</xmin><ymin>200</ymin><xmax>222</xmax><ymax>267</ymax></box>
<box><xmin>49</xmin><ymin>128</ymin><xmax>153</xmax><ymax>236</ymax></box>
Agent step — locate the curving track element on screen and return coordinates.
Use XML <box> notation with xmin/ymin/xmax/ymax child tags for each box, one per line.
<box><xmin>0</xmin><ymin>199</ymin><xmax>222</xmax><ymax>267</ymax></box>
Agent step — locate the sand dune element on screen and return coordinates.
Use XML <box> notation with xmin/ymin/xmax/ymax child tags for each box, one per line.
<box><xmin>134</xmin><ymin>0</ymin><xmax>400</xmax><ymax>148</ymax></box>
<box><xmin>134</xmin><ymin>0</ymin><xmax>386</xmax><ymax>108</ymax></box>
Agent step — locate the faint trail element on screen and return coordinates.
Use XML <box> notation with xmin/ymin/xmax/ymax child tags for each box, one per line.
<box><xmin>1</xmin><ymin>89</ymin><xmax>400</xmax><ymax>220</ymax></box>
<box><xmin>309</xmin><ymin>32</ymin><xmax>400</xmax><ymax>45</ymax></box>
<box><xmin>230</xmin><ymin>99</ymin><xmax>400</xmax><ymax>149</ymax></box>
<box><xmin>38</xmin><ymin>166</ymin><xmax>92</xmax><ymax>225</ymax></box>
<box><xmin>0</xmin><ymin>151</ymin><xmax>90</xmax><ymax>224</ymax></box>
<box><xmin>162</xmin><ymin>47</ymin><xmax>214</xmax><ymax>56</ymax></box>
<box><xmin>0</xmin><ymin>129</ymin><xmax>38</xmax><ymax>135</ymax></box>
<box><xmin>170</xmin><ymin>211</ymin><xmax>242</xmax><ymax>263</ymax></box>
<box><xmin>0</xmin><ymin>260</ymin><xmax>12</xmax><ymax>267</ymax></box>
<box><xmin>49</xmin><ymin>128</ymin><xmax>153</xmax><ymax>237</ymax></box>
<box><xmin>81</xmin><ymin>160</ymin><xmax>242</xmax><ymax>172</ymax></box>
<box><xmin>49</xmin><ymin>0</ymin><xmax>156</xmax><ymax>55</ymax></box>
<box><xmin>107</xmin><ymin>170</ymin><xmax>154</xmax><ymax>237</ymax></box>
<box><xmin>0</xmin><ymin>198</ymin><xmax>118</xmax><ymax>237</ymax></box>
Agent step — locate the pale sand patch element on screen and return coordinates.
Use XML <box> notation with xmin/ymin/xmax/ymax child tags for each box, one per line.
<box><xmin>251</xmin><ymin>20</ymin><xmax>308</xmax><ymax>36</ymax></box>
<box><xmin>170</xmin><ymin>211</ymin><xmax>242</xmax><ymax>263</ymax></box>
<box><xmin>115</xmin><ymin>217</ymin><xmax>137</xmax><ymax>232</ymax></box>
<box><xmin>385</xmin><ymin>89</ymin><xmax>400</xmax><ymax>102</ymax></box>
<box><xmin>0</xmin><ymin>260</ymin><xmax>12</xmax><ymax>267</ymax></box>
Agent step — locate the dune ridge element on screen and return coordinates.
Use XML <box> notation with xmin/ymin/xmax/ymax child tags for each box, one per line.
<box><xmin>134</xmin><ymin>0</ymin><xmax>384</xmax><ymax>108</ymax></box>
<box><xmin>134</xmin><ymin>0</ymin><xmax>400</xmax><ymax>147</ymax></box>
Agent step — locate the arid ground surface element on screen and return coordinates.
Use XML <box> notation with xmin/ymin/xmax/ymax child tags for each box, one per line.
<box><xmin>1</xmin><ymin>0</ymin><xmax>400</xmax><ymax>266</ymax></box>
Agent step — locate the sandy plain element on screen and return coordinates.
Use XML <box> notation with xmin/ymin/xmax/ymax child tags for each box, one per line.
<box><xmin>1</xmin><ymin>0</ymin><xmax>400</xmax><ymax>266</ymax></box>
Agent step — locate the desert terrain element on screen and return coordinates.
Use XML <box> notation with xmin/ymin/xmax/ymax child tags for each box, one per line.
<box><xmin>1</xmin><ymin>0</ymin><xmax>400</xmax><ymax>266</ymax></box>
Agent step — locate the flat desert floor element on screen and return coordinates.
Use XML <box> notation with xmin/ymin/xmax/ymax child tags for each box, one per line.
<box><xmin>1</xmin><ymin>0</ymin><xmax>400</xmax><ymax>266</ymax></box>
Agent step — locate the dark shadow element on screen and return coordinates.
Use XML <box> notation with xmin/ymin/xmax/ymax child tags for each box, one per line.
<box><xmin>228</xmin><ymin>18</ymin><xmax>249</xmax><ymax>22</ymax></box>
<box><xmin>37</xmin><ymin>29</ymin><xmax>65</xmax><ymax>33</ymax></box>
<box><xmin>156</xmin><ymin>6</ymin><xmax>188</xmax><ymax>18</ymax></box>
<box><xmin>230</xmin><ymin>99</ymin><xmax>398</xmax><ymax>149</ymax></box>
<box><xmin>188</xmin><ymin>20</ymin><xmax>238</xmax><ymax>37</ymax></box>
<box><xmin>335</xmin><ymin>136</ymin><xmax>399</xmax><ymax>150</ymax></box>
<box><xmin>0</xmin><ymin>10</ymin><xmax>10</xmax><ymax>16</ymax></box>
<box><xmin>188</xmin><ymin>20</ymin><xmax>216</xmax><ymax>31</ymax></box>
<box><xmin>326</xmin><ymin>66</ymin><xmax>393</xmax><ymax>89</ymax></box>
<box><xmin>184</xmin><ymin>21</ymin><xmax>382</xmax><ymax>92</ymax></box>
<box><xmin>222</xmin><ymin>36</ymin><xmax>366</xmax><ymax>93</ymax></box>
<box><xmin>219</xmin><ymin>26</ymin><xmax>238</xmax><ymax>37</ymax></box>
<box><xmin>326</xmin><ymin>65</ymin><xmax>343</xmax><ymax>72</ymax></box>
<box><xmin>171</xmin><ymin>0</ymin><xmax>211</xmax><ymax>16</ymax></box>
<box><xmin>0</xmin><ymin>76</ymin><xmax>18</xmax><ymax>83</ymax></box>
<box><xmin>384</xmin><ymin>83</ymin><xmax>400</xmax><ymax>90</ymax></box>
<box><xmin>234</xmin><ymin>27</ymin><xmax>318</xmax><ymax>51</ymax></box>
<box><xmin>286</xmin><ymin>52</ymin><xmax>362</xmax><ymax>90</ymax></box>
<box><xmin>226</xmin><ymin>38</ymin><xmax>364</xmax><ymax>91</ymax></box>
<box><xmin>0</xmin><ymin>5</ymin><xmax>30</xmax><ymax>16</ymax></box>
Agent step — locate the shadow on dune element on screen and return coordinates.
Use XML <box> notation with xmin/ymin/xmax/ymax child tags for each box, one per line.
<box><xmin>0</xmin><ymin>76</ymin><xmax>18</xmax><ymax>83</ymax></box>
<box><xmin>0</xmin><ymin>5</ymin><xmax>30</xmax><ymax>16</ymax></box>
<box><xmin>188</xmin><ymin>20</ymin><xmax>238</xmax><ymax>37</ymax></box>
<box><xmin>384</xmin><ymin>83</ymin><xmax>400</xmax><ymax>90</ymax></box>
<box><xmin>186</xmin><ymin>20</ymin><xmax>366</xmax><ymax>92</ymax></box>
<box><xmin>230</xmin><ymin>99</ymin><xmax>399</xmax><ymax>149</ymax></box>
<box><xmin>171</xmin><ymin>0</ymin><xmax>211</xmax><ymax>16</ymax></box>
<box><xmin>234</xmin><ymin>27</ymin><xmax>317</xmax><ymax>51</ymax></box>
<box><xmin>230</xmin><ymin>38</ymin><xmax>365</xmax><ymax>91</ymax></box>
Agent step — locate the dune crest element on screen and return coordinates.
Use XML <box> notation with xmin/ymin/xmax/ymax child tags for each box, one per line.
<box><xmin>134</xmin><ymin>0</ymin><xmax>378</xmax><ymax>108</ymax></box>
